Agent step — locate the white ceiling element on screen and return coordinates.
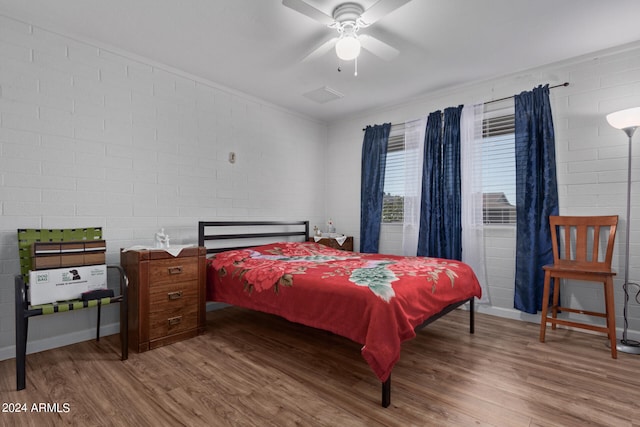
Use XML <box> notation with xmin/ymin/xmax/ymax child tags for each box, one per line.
<box><xmin>2</xmin><ymin>0</ymin><xmax>640</xmax><ymax>123</ymax></box>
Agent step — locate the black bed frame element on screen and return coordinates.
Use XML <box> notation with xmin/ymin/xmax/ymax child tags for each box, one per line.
<box><xmin>198</xmin><ymin>220</ymin><xmax>475</xmax><ymax>408</ymax></box>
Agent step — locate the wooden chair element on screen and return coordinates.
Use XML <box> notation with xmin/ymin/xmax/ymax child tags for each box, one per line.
<box><xmin>539</xmin><ymin>215</ymin><xmax>618</xmax><ymax>358</ymax></box>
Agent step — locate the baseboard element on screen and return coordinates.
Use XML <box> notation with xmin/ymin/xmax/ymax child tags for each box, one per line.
<box><xmin>0</xmin><ymin>303</ymin><xmax>229</xmax><ymax>362</ymax></box>
<box><xmin>1</xmin><ymin>303</ymin><xmax>637</xmax><ymax>361</ymax></box>
<box><xmin>206</xmin><ymin>301</ymin><xmax>230</xmax><ymax>311</ymax></box>
<box><xmin>476</xmin><ymin>303</ymin><xmax>640</xmax><ymax>342</ymax></box>
<box><xmin>0</xmin><ymin>322</ymin><xmax>120</xmax><ymax>362</ymax></box>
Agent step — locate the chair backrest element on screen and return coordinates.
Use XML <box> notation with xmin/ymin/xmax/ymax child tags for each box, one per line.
<box><xmin>548</xmin><ymin>215</ymin><xmax>618</xmax><ymax>271</ymax></box>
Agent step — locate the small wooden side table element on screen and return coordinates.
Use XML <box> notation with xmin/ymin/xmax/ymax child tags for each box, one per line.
<box><xmin>121</xmin><ymin>246</ymin><xmax>206</xmax><ymax>352</ymax></box>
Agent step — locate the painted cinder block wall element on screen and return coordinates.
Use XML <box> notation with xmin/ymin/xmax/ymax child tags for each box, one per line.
<box><xmin>0</xmin><ymin>14</ymin><xmax>328</xmax><ymax>360</ymax></box>
<box><xmin>326</xmin><ymin>41</ymin><xmax>640</xmax><ymax>339</ymax></box>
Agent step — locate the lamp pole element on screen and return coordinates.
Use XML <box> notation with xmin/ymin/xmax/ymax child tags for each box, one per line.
<box><xmin>617</xmin><ymin>126</ymin><xmax>640</xmax><ymax>354</ymax></box>
<box><xmin>606</xmin><ymin>107</ymin><xmax>640</xmax><ymax>354</ymax></box>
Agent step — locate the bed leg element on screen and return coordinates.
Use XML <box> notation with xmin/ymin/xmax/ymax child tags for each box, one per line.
<box><xmin>469</xmin><ymin>297</ymin><xmax>475</xmax><ymax>334</ymax></box>
<box><xmin>381</xmin><ymin>375</ymin><xmax>391</xmax><ymax>408</ymax></box>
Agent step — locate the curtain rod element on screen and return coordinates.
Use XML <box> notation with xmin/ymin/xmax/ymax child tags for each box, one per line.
<box><xmin>484</xmin><ymin>81</ymin><xmax>569</xmax><ymax>105</ymax></box>
<box><xmin>362</xmin><ymin>82</ymin><xmax>570</xmax><ymax>131</ymax></box>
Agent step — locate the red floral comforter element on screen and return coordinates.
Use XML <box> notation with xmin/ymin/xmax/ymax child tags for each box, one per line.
<box><xmin>206</xmin><ymin>241</ymin><xmax>482</xmax><ymax>382</ymax></box>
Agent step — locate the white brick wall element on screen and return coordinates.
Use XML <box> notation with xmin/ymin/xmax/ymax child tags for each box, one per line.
<box><xmin>0</xmin><ymin>15</ymin><xmax>327</xmax><ymax>360</ymax></box>
<box><xmin>327</xmin><ymin>42</ymin><xmax>640</xmax><ymax>338</ymax></box>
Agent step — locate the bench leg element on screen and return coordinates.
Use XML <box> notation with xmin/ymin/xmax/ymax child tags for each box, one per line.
<box><xmin>96</xmin><ymin>303</ymin><xmax>101</xmax><ymax>341</ymax></box>
<box><xmin>15</xmin><ymin>276</ymin><xmax>28</xmax><ymax>391</ymax></box>
<box><xmin>16</xmin><ymin>318</ymin><xmax>28</xmax><ymax>391</ymax></box>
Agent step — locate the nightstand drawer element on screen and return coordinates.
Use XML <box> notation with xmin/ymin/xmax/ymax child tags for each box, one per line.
<box><xmin>149</xmin><ymin>280</ymin><xmax>199</xmax><ymax>308</ymax></box>
<box><xmin>148</xmin><ymin>257</ymin><xmax>198</xmax><ymax>285</ymax></box>
<box><xmin>149</xmin><ymin>305</ymin><xmax>198</xmax><ymax>340</ymax></box>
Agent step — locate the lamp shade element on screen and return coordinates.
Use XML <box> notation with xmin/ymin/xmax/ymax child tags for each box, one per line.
<box><xmin>335</xmin><ymin>35</ymin><xmax>361</xmax><ymax>61</ymax></box>
<box><xmin>606</xmin><ymin>107</ymin><xmax>640</xmax><ymax>130</ymax></box>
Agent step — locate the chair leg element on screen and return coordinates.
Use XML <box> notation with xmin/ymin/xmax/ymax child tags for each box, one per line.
<box><xmin>604</xmin><ymin>278</ymin><xmax>617</xmax><ymax>359</ymax></box>
<box><xmin>540</xmin><ymin>272</ymin><xmax>552</xmax><ymax>342</ymax></box>
<box><xmin>551</xmin><ymin>276</ymin><xmax>560</xmax><ymax>331</ymax></box>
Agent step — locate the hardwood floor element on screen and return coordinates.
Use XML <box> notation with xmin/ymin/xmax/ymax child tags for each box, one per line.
<box><xmin>1</xmin><ymin>307</ymin><xmax>639</xmax><ymax>426</ymax></box>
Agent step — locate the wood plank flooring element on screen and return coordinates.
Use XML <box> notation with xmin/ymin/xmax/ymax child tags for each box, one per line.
<box><xmin>1</xmin><ymin>308</ymin><xmax>639</xmax><ymax>426</ymax></box>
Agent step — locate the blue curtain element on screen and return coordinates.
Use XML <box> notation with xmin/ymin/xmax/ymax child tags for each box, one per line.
<box><xmin>513</xmin><ymin>85</ymin><xmax>559</xmax><ymax>314</ymax></box>
<box><xmin>417</xmin><ymin>106</ymin><xmax>463</xmax><ymax>260</ymax></box>
<box><xmin>360</xmin><ymin>123</ymin><xmax>391</xmax><ymax>253</ymax></box>
<box><xmin>417</xmin><ymin>111</ymin><xmax>443</xmax><ymax>257</ymax></box>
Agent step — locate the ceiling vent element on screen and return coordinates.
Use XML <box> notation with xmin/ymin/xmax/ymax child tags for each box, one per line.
<box><xmin>303</xmin><ymin>86</ymin><xmax>344</xmax><ymax>104</ymax></box>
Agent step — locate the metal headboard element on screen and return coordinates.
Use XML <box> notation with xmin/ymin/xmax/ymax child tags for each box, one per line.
<box><xmin>198</xmin><ymin>221</ymin><xmax>309</xmax><ymax>255</ymax></box>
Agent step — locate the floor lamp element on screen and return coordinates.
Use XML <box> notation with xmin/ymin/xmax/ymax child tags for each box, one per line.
<box><xmin>606</xmin><ymin>106</ymin><xmax>640</xmax><ymax>355</ymax></box>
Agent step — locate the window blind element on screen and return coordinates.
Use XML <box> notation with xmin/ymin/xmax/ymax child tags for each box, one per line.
<box><xmin>482</xmin><ymin>105</ymin><xmax>516</xmax><ymax>224</ymax></box>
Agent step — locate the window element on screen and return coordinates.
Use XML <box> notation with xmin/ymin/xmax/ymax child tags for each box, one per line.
<box><xmin>380</xmin><ymin>104</ymin><xmax>517</xmax><ymax>225</ymax></box>
<box><xmin>381</xmin><ymin>130</ymin><xmax>405</xmax><ymax>223</ymax></box>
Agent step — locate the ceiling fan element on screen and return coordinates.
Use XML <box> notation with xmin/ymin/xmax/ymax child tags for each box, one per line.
<box><xmin>282</xmin><ymin>0</ymin><xmax>411</xmax><ymax>65</ymax></box>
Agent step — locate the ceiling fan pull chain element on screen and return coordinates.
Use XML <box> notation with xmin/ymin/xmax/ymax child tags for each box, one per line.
<box><xmin>354</xmin><ymin>56</ymin><xmax>358</xmax><ymax>77</ymax></box>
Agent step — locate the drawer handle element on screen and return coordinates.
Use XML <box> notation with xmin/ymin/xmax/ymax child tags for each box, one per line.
<box><xmin>168</xmin><ymin>316</ymin><xmax>182</xmax><ymax>326</ymax></box>
<box><xmin>167</xmin><ymin>291</ymin><xmax>182</xmax><ymax>300</ymax></box>
<box><xmin>168</xmin><ymin>266</ymin><xmax>183</xmax><ymax>275</ymax></box>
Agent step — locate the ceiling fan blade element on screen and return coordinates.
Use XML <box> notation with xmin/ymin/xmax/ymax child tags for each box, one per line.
<box><xmin>360</xmin><ymin>0</ymin><xmax>411</xmax><ymax>25</ymax></box>
<box><xmin>282</xmin><ymin>0</ymin><xmax>334</xmax><ymax>26</ymax></box>
<box><xmin>359</xmin><ymin>34</ymin><xmax>400</xmax><ymax>61</ymax></box>
<box><xmin>301</xmin><ymin>37</ymin><xmax>338</xmax><ymax>62</ymax></box>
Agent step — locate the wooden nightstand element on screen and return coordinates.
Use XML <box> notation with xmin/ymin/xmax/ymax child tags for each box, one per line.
<box><xmin>309</xmin><ymin>236</ymin><xmax>354</xmax><ymax>251</ymax></box>
<box><xmin>120</xmin><ymin>246</ymin><xmax>206</xmax><ymax>352</ymax></box>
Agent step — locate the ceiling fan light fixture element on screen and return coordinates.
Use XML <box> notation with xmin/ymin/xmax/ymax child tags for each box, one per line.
<box><xmin>335</xmin><ymin>34</ymin><xmax>361</xmax><ymax>60</ymax></box>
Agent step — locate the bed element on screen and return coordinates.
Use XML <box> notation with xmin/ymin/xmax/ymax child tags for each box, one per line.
<box><xmin>199</xmin><ymin>220</ymin><xmax>482</xmax><ymax>407</ymax></box>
